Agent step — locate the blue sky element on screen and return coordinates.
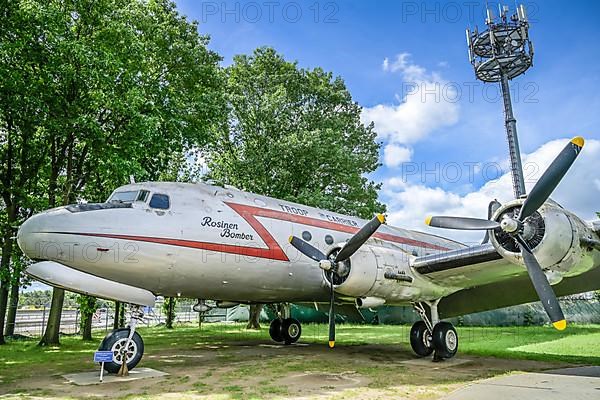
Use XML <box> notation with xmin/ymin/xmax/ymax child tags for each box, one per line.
<box><xmin>174</xmin><ymin>0</ymin><xmax>600</xmax><ymax>241</ymax></box>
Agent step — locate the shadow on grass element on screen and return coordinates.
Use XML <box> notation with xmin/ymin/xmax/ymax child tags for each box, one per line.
<box><xmin>1</xmin><ymin>323</ymin><xmax>599</xmax><ymax>398</ymax></box>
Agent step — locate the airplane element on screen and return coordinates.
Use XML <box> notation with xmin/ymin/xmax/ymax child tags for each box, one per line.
<box><xmin>16</xmin><ymin>135</ymin><xmax>600</xmax><ymax>373</ymax></box>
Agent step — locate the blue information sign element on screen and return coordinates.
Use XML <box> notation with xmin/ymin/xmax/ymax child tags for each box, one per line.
<box><xmin>94</xmin><ymin>351</ymin><xmax>113</xmax><ymax>363</ymax></box>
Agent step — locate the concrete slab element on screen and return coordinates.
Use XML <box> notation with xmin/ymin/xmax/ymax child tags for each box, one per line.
<box><xmin>62</xmin><ymin>367</ymin><xmax>168</xmax><ymax>386</ymax></box>
<box><xmin>400</xmin><ymin>357</ymin><xmax>472</xmax><ymax>368</ymax></box>
<box><xmin>443</xmin><ymin>367</ymin><xmax>600</xmax><ymax>400</ymax></box>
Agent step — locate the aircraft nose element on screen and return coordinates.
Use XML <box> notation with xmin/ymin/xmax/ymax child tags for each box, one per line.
<box><xmin>17</xmin><ymin>214</ymin><xmax>42</xmax><ymax>258</ymax></box>
<box><xmin>17</xmin><ymin>207</ymin><xmax>70</xmax><ymax>259</ymax></box>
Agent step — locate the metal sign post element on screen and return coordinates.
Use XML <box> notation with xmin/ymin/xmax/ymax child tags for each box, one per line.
<box><xmin>94</xmin><ymin>351</ymin><xmax>114</xmax><ymax>382</ymax></box>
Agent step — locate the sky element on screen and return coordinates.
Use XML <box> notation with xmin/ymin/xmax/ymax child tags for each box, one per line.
<box><xmin>178</xmin><ymin>0</ymin><xmax>600</xmax><ymax>245</ymax></box>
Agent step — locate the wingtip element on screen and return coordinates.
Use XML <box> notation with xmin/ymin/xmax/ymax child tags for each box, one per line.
<box><xmin>552</xmin><ymin>319</ymin><xmax>567</xmax><ymax>331</ymax></box>
<box><xmin>425</xmin><ymin>216</ymin><xmax>432</xmax><ymax>226</ymax></box>
<box><xmin>288</xmin><ymin>235</ymin><xmax>294</xmax><ymax>244</ymax></box>
<box><xmin>571</xmin><ymin>136</ymin><xmax>585</xmax><ymax>148</ymax></box>
<box><xmin>328</xmin><ymin>341</ymin><xmax>335</xmax><ymax>348</ymax></box>
<box><xmin>376</xmin><ymin>214</ymin><xmax>386</xmax><ymax>224</ymax></box>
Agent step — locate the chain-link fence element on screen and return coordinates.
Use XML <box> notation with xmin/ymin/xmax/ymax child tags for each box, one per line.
<box><xmin>8</xmin><ymin>299</ymin><xmax>254</xmax><ymax>338</ymax></box>
<box><xmin>8</xmin><ymin>297</ymin><xmax>600</xmax><ymax>338</ymax></box>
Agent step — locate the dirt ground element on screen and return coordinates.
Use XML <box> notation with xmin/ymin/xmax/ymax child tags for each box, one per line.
<box><xmin>1</xmin><ymin>338</ymin><xmax>573</xmax><ymax>399</ymax></box>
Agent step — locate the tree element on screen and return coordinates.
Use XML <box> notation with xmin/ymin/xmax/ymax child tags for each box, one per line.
<box><xmin>0</xmin><ymin>1</ymin><xmax>53</xmax><ymax>344</ymax></box>
<box><xmin>208</xmin><ymin>48</ymin><xmax>385</xmax><ymax>328</ymax></box>
<box><xmin>209</xmin><ymin>47</ymin><xmax>384</xmax><ymax>217</ymax></box>
<box><xmin>77</xmin><ymin>295</ymin><xmax>98</xmax><ymax>340</ymax></box>
<box><xmin>1</xmin><ymin>0</ymin><xmax>224</xmax><ymax>345</ymax></box>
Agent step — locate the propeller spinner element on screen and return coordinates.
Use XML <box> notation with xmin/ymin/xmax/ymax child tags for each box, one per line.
<box><xmin>289</xmin><ymin>214</ymin><xmax>385</xmax><ymax>348</ymax></box>
<box><xmin>424</xmin><ymin>137</ymin><xmax>584</xmax><ymax>330</ymax></box>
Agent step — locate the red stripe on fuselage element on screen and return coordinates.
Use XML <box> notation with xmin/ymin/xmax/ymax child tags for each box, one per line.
<box><xmin>52</xmin><ymin>202</ymin><xmax>449</xmax><ymax>261</ymax></box>
<box><xmin>224</xmin><ymin>202</ymin><xmax>449</xmax><ymax>251</ymax></box>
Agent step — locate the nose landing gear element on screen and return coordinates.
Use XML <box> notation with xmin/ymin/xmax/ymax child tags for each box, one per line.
<box><xmin>98</xmin><ymin>304</ymin><xmax>145</xmax><ymax>374</ymax></box>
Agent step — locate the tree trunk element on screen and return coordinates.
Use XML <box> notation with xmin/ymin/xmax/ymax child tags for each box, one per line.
<box><xmin>0</xmin><ymin>285</ymin><xmax>8</xmax><ymax>345</ymax></box>
<box><xmin>119</xmin><ymin>302</ymin><xmax>125</xmax><ymax>328</ymax></box>
<box><xmin>165</xmin><ymin>297</ymin><xmax>175</xmax><ymax>329</ymax></box>
<box><xmin>82</xmin><ymin>309</ymin><xmax>93</xmax><ymax>340</ymax></box>
<box><xmin>246</xmin><ymin>304</ymin><xmax>264</xmax><ymax>330</ymax></box>
<box><xmin>4</xmin><ymin>279</ymin><xmax>20</xmax><ymax>337</ymax></box>
<box><xmin>38</xmin><ymin>287</ymin><xmax>64</xmax><ymax>346</ymax></box>
<box><xmin>0</xmin><ymin>227</ymin><xmax>14</xmax><ymax>345</ymax></box>
<box><xmin>113</xmin><ymin>301</ymin><xmax>121</xmax><ymax>330</ymax></box>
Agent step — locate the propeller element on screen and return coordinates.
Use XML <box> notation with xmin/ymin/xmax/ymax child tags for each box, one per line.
<box><xmin>424</xmin><ymin>137</ymin><xmax>584</xmax><ymax>330</ymax></box>
<box><xmin>289</xmin><ymin>213</ymin><xmax>386</xmax><ymax>347</ymax></box>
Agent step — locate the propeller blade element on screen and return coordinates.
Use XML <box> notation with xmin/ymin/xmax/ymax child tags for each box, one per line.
<box><xmin>515</xmin><ymin>235</ymin><xmax>566</xmax><ymax>330</ymax></box>
<box><xmin>519</xmin><ymin>137</ymin><xmax>584</xmax><ymax>221</ymax></box>
<box><xmin>289</xmin><ymin>236</ymin><xmax>326</xmax><ymax>262</ymax></box>
<box><xmin>328</xmin><ymin>270</ymin><xmax>336</xmax><ymax>348</ymax></box>
<box><xmin>334</xmin><ymin>214</ymin><xmax>385</xmax><ymax>263</ymax></box>
<box><xmin>425</xmin><ymin>216</ymin><xmax>500</xmax><ymax>230</ymax></box>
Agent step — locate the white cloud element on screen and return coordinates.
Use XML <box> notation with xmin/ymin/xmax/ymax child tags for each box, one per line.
<box><xmin>363</xmin><ymin>52</ymin><xmax>460</xmax><ymax>163</ymax></box>
<box><xmin>383</xmin><ymin>144</ymin><xmax>413</xmax><ymax>167</ymax></box>
<box><xmin>382</xmin><ymin>138</ymin><xmax>600</xmax><ymax>244</ymax></box>
<box><xmin>381</xmin><ymin>53</ymin><xmax>430</xmax><ymax>81</ymax></box>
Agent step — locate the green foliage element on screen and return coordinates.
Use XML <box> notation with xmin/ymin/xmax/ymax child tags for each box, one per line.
<box><xmin>18</xmin><ymin>290</ymin><xmax>80</xmax><ymax>309</ymax></box>
<box><xmin>76</xmin><ymin>294</ymin><xmax>98</xmax><ymax>339</ymax></box>
<box><xmin>523</xmin><ymin>309</ymin><xmax>536</xmax><ymax>326</ymax></box>
<box><xmin>208</xmin><ymin>47</ymin><xmax>385</xmax><ymax>218</ymax></box>
<box><xmin>1</xmin><ymin>0</ymin><xmax>225</xmax><ymax>344</ymax></box>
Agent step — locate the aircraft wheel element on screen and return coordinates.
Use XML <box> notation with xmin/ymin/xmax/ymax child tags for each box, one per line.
<box><xmin>281</xmin><ymin>318</ymin><xmax>302</xmax><ymax>344</ymax></box>
<box><xmin>269</xmin><ymin>319</ymin><xmax>284</xmax><ymax>342</ymax></box>
<box><xmin>410</xmin><ymin>321</ymin><xmax>434</xmax><ymax>357</ymax></box>
<box><xmin>98</xmin><ymin>328</ymin><xmax>144</xmax><ymax>373</ymax></box>
<box><xmin>432</xmin><ymin>322</ymin><xmax>458</xmax><ymax>360</ymax></box>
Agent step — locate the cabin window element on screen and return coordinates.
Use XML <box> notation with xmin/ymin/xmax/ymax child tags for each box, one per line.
<box><xmin>324</xmin><ymin>234</ymin><xmax>334</xmax><ymax>245</ymax></box>
<box><xmin>109</xmin><ymin>191</ymin><xmax>138</xmax><ymax>203</ymax></box>
<box><xmin>136</xmin><ymin>190</ymin><xmax>150</xmax><ymax>202</ymax></box>
<box><xmin>149</xmin><ymin>193</ymin><xmax>170</xmax><ymax>210</ymax></box>
<box><xmin>302</xmin><ymin>231</ymin><xmax>312</xmax><ymax>241</ymax></box>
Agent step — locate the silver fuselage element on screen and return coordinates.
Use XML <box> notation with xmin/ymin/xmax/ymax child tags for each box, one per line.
<box><xmin>17</xmin><ymin>182</ymin><xmax>467</xmax><ymax>304</ymax></box>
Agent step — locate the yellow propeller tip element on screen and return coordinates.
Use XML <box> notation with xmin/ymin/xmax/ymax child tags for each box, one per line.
<box><xmin>376</xmin><ymin>214</ymin><xmax>386</xmax><ymax>224</ymax></box>
<box><xmin>328</xmin><ymin>341</ymin><xmax>335</xmax><ymax>348</ymax></box>
<box><xmin>288</xmin><ymin>236</ymin><xmax>293</xmax><ymax>243</ymax></box>
<box><xmin>571</xmin><ymin>136</ymin><xmax>585</xmax><ymax>148</ymax></box>
<box><xmin>552</xmin><ymin>319</ymin><xmax>567</xmax><ymax>331</ymax></box>
<box><xmin>425</xmin><ymin>216</ymin><xmax>433</xmax><ymax>226</ymax></box>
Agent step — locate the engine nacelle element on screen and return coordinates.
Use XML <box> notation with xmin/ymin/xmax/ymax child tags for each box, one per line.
<box><xmin>327</xmin><ymin>246</ymin><xmax>379</xmax><ymax>297</ymax></box>
<box><xmin>490</xmin><ymin>199</ymin><xmax>592</xmax><ymax>278</ymax></box>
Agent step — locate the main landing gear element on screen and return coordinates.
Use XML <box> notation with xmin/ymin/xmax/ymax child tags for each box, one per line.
<box><xmin>411</xmin><ymin>301</ymin><xmax>458</xmax><ymax>361</ymax></box>
<box><xmin>268</xmin><ymin>304</ymin><xmax>302</xmax><ymax>345</ymax></box>
<box><xmin>98</xmin><ymin>305</ymin><xmax>145</xmax><ymax>374</ymax></box>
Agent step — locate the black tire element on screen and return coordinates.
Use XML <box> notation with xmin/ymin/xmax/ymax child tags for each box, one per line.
<box><xmin>98</xmin><ymin>328</ymin><xmax>144</xmax><ymax>373</ymax></box>
<box><xmin>432</xmin><ymin>321</ymin><xmax>458</xmax><ymax>359</ymax></box>
<box><xmin>269</xmin><ymin>319</ymin><xmax>284</xmax><ymax>342</ymax></box>
<box><xmin>410</xmin><ymin>321</ymin><xmax>433</xmax><ymax>357</ymax></box>
<box><xmin>281</xmin><ymin>318</ymin><xmax>302</xmax><ymax>345</ymax></box>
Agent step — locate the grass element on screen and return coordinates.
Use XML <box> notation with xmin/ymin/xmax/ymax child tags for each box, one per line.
<box><xmin>1</xmin><ymin>323</ymin><xmax>600</xmax><ymax>398</ymax></box>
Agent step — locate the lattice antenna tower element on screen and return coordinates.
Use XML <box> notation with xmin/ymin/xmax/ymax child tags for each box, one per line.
<box><xmin>466</xmin><ymin>4</ymin><xmax>534</xmax><ymax>197</ymax></box>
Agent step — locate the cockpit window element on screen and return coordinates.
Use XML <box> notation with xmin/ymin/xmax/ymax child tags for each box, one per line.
<box><xmin>109</xmin><ymin>191</ymin><xmax>138</xmax><ymax>203</ymax></box>
<box><xmin>149</xmin><ymin>193</ymin><xmax>170</xmax><ymax>209</ymax></box>
<box><xmin>136</xmin><ymin>190</ymin><xmax>150</xmax><ymax>202</ymax></box>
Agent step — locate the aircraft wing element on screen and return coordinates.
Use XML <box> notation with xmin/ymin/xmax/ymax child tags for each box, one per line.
<box><xmin>411</xmin><ymin>243</ymin><xmax>600</xmax><ymax>318</ymax></box>
<box><xmin>411</xmin><ymin>243</ymin><xmax>524</xmax><ymax>289</ymax></box>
